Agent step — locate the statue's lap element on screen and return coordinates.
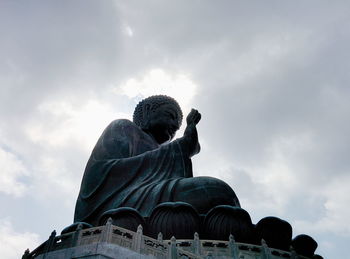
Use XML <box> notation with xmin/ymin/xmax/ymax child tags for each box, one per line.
<box><xmin>169</xmin><ymin>176</ymin><xmax>240</xmax><ymax>215</ymax></box>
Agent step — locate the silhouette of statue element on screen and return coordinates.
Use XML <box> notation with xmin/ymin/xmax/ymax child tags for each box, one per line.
<box><xmin>74</xmin><ymin>95</ymin><xmax>240</xmax><ymax>226</ymax></box>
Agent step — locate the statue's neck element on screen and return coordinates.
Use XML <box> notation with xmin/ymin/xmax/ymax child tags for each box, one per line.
<box><xmin>143</xmin><ymin>129</ymin><xmax>161</xmax><ymax>146</ymax></box>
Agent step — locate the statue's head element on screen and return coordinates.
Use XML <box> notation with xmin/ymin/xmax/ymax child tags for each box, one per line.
<box><xmin>133</xmin><ymin>95</ymin><xmax>183</xmax><ymax>144</ymax></box>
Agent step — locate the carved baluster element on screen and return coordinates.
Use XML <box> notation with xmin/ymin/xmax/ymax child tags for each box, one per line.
<box><xmin>71</xmin><ymin>223</ymin><xmax>83</xmax><ymax>247</ymax></box>
<box><xmin>168</xmin><ymin>236</ymin><xmax>178</xmax><ymax>259</ymax></box>
<box><xmin>43</xmin><ymin>230</ymin><xmax>56</xmax><ymax>259</ymax></box>
<box><xmin>132</xmin><ymin>224</ymin><xmax>143</xmax><ymax>253</ymax></box>
<box><xmin>213</xmin><ymin>242</ymin><xmax>218</xmax><ymax>258</ymax></box>
<box><xmin>193</xmin><ymin>232</ymin><xmax>201</xmax><ymax>255</ymax></box>
<box><xmin>290</xmin><ymin>246</ymin><xmax>299</xmax><ymax>259</ymax></box>
<box><xmin>21</xmin><ymin>248</ymin><xmax>30</xmax><ymax>259</ymax></box>
<box><xmin>101</xmin><ymin>217</ymin><xmax>113</xmax><ymax>243</ymax></box>
<box><xmin>261</xmin><ymin>239</ymin><xmax>271</xmax><ymax>259</ymax></box>
<box><xmin>157</xmin><ymin>232</ymin><xmax>163</xmax><ymax>242</ymax></box>
<box><xmin>229</xmin><ymin>234</ymin><xmax>239</xmax><ymax>259</ymax></box>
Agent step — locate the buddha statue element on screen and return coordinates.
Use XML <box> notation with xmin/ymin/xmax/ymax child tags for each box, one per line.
<box><xmin>26</xmin><ymin>94</ymin><xmax>323</xmax><ymax>258</ymax></box>
<box><xmin>74</xmin><ymin>95</ymin><xmax>240</xmax><ymax>226</ymax></box>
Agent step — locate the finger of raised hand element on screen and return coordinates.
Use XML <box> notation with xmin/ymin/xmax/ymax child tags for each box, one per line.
<box><xmin>187</xmin><ymin>109</ymin><xmax>197</xmax><ymax>124</ymax></box>
<box><xmin>194</xmin><ymin>112</ymin><xmax>201</xmax><ymax>124</ymax></box>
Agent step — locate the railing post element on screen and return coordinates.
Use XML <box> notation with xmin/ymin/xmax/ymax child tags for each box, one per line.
<box><xmin>168</xmin><ymin>236</ymin><xmax>178</xmax><ymax>259</ymax></box>
<box><xmin>157</xmin><ymin>232</ymin><xmax>163</xmax><ymax>242</ymax></box>
<box><xmin>261</xmin><ymin>239</ymin><xmax>271</xmax><ymax>259</ymax></box>
<box><xmin>290</xmin><ymin>246</ymin><xmax>299</xmax><ymax>259</ymax></box>
<box><xmin>101</xmin><ymin>217</ymin><xmax>113</xmax><ymax>243</ymax></box>
<box><xmin>43</xmin><ymin>230</ymin><xmax>56</xmax><ymax>259</ymax></box>
<box><xmin>229</xmin><ymin>234</ymin><xmax>239</xmax><ymax>259</ymax></box>
<box><xmin>71</xmin><ymin>223</ymin><xmax>83</xmax><ymax>247</ymax></box>
<box><xmin>21</xmin><ymin>248</ymin><xmax>30</xmax><ymax>259</ymax></box>
<box><xmin>132</xmin><ymin>224</ymin><xmax>143</xmax><ymax>253</ymax></box>
<box><xmin>193</xmin><ymin>232</ymin><xmax>201</xmax><ymax>255</ymax></box>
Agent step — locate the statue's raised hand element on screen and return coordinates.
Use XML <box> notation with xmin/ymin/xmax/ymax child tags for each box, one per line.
<box><xmin>186</xmin><ymin>108</ymin><xmax>201</xmax><ymax>126</ymax></box>
<box><xmin>183</xmin><ymin>109</ymin><xmax>201</xmax><ymax>157</ymax></box>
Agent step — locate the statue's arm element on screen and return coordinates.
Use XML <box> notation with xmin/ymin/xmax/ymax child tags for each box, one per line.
<box><xmin>177</xmin><ymin>108</ymin><xmax>201</xmax><ymax>158</ymax></box>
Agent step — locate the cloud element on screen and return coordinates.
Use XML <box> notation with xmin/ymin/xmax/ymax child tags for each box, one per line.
<box><xmin>294</xmin><ymin>174</ymin><xmax>350</xmax><ymax>236</ymax></box>
<box><xmin>0</xmin><ymin>0</ymin><xmax>122</xmax><ymax>121</ymax></box>
<box><xmin>26</xmin><ymin>98</ymin><xmax>128</xmax><ymax>151</ymax></box>
<box><xmin>0</xmin><ymin>218</ymin><xmax>40</xmax><ymax>259</ymax></box>
<box><xmin>0</xmin><ymin>148</ymin><xmax>29</xmax><ymax>197</ymax></box>
<box><xmin>117</xmin><ymin>68</ymin><xmax>197</xmax><ymax>111</ymax></box>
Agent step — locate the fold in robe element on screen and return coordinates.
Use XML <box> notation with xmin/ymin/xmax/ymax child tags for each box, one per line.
<box><xmin>74</xmin><ymin>119</ymin><xmax>192</xmax><ymax>225</ymax></box>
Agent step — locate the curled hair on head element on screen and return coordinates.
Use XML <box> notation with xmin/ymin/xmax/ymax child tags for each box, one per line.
<box><xmin>133</xmin><ymin>95</ymin><xmax>183</xmax><ymax>128</ymax></box>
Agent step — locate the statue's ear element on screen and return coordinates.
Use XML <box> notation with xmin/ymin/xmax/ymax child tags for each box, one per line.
<box><xmin>142</xmin><ymin>104</ymin><xmax>151</xmax><ymax>129</ymax></box>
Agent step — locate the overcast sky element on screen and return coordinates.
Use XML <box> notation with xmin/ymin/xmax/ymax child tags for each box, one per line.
<box><xmin>1</xmin><ymin>1</ymin><xmax>349</xmax><ymax>258</ymax></box>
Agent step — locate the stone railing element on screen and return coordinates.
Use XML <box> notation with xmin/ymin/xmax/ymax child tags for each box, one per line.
<box><xmin>23</xmin><ymin>218</ymin><xmax>310</xmax><ymax>259</ymax></box>
<box><xmin>166</xmin><ymin>234</ymin><xmax>308</xmax><ymax>259</ymax></box>
<box><xmin>74</xmin><ymin>219</ymin><xmax>200</xmax><ymax>258</ymax></box>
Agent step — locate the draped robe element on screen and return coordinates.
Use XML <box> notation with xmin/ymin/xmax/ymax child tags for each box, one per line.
<box><xmin>74</xmin><ymin>119</ymin><xmax>193</xmax><ymax>225</ymax></box>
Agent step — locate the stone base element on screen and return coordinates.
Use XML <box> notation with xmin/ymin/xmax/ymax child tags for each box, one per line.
<box><xmin>35</xmin><ymin>242</ymin><xmax>154</xmax><ymax>259</ymax></box>
<box><xmin>25</xmin><ymin>222</ymin><xmax>315</xmax><ymax>259</ymax></box>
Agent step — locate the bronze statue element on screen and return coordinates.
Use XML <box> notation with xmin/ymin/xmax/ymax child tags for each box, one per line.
<box><xmin>74</xmin><ymin>95</ymin><xmax>240</xmax><ymax>226</ymax></box>
<box><xmin>32</xmin><ymin>95</ymin><xmax>322</xmax><ymax>257</ymax></box>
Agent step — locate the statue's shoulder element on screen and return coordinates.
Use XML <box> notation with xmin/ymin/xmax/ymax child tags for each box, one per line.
<box><xmin>109</xmin><ymin>119</ymin><xmax>137</xmax><ymax>127</ymax></box>
<box><xmin>106</xmin><ymin>119</ymin><xmax>141</xmax><ymax>136</ymax></box>
<box><xmin>96</xmin><ymin>119</ymin><xmax>142</xmax><ymax>150</ymax></box>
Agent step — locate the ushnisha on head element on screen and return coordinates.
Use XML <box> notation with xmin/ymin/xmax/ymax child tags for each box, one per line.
<box><xmin>133</xmin><ymin>95</ymin><xmax>183</xmax><ymax>144</ymax></box>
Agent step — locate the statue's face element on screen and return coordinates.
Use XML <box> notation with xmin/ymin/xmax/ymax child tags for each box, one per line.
<box><xmin>144</xmin><ymin>103</ymin><xmax>180</xmax><ymax>144</ymax></box>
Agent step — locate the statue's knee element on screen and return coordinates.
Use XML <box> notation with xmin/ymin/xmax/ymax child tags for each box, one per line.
<box><xmin>195</xmin><ymin>176</ymin><xmax>236</xmax><ymax>196</ymax></box>
<box><xmin>174</xmin><ymin>176</ymin><xmax>240</xmax><ymax>212</ymax></box>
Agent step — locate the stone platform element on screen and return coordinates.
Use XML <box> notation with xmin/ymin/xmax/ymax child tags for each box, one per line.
<box><xmin>23</xmin><ymin>219</ymin><xmax>311</xmax><ymax>259</ymax></box>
